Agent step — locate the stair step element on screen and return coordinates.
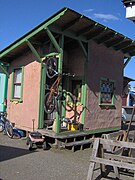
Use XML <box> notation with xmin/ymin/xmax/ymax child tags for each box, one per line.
<box><xmin>65</xmin><ymin>139</ymin><xmax>93</xmax><ymax>147</ymax></box>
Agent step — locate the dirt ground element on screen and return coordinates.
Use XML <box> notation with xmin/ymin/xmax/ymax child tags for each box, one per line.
<box><xmin>0</xmin><ymin>132</ymin><xmax>135</xmax><ymax>180</ymax></box>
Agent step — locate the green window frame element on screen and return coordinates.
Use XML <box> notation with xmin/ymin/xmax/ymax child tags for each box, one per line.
<box><xmin>10</xmin><ymin>67</ymin><xmax>24</xmax><ymax>103</ymax></box>
<box><xmin>99</xmin><ymin>78</ymin><xmax>115</xmax><ymax>107</ymax></box>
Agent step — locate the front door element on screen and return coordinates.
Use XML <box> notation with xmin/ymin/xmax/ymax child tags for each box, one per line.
<box><xmin>0</xmin><ymin>72</ymin><xmax>7</xmax><ymax>112</ymax></box>
<box><xmin>65</xmin><ymin>78</ymin><xmax>83</xmax><ymax>123</ymax></box>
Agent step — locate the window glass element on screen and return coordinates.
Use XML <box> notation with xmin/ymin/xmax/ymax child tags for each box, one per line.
<box><xmin>100</xmin><ymin>79</ymin><xmax>114</xmax><ymax>105</ymax></box>
<box><xmin>14</xmin><ymin>85</ymin><xmax>21</xmax><ymax>98</ymax></box>
<box><xmin>14</xmin><ymin>69</ymin><xmax>22</xmax><ymax>83</ymax></box>
<box><xmin>13</xmin><ymin>68</ymin><xmax>22</xmax><ymax>99</ymax></box>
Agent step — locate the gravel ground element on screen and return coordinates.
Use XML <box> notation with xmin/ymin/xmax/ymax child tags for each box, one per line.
<box><xmin>0</xmin><ymin>132</ymin><xmax>134</xmax><ymax>180</ymax></box>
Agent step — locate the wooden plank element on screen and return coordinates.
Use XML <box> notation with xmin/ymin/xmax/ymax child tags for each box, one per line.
<box><xmin>99</xmin><ymin>144</ymin><xmax>106</xmax><ymax>177</ymax></box>
<box><xmin>104</xmin><ymin>152</ymin><xmax>135</xmax><ymax>163</ymax></box>
<box><xmin>100</xmin><ymin>138</ymin><xmax>135</xmax><ymax>149</ymax></box>
<box><xmin>65</xmin><ymin>139</ymin><xmax>93</xmax><ymax>147</ymax></box>
<box><xmin>124</xmin><ymin>106</ymin><xmax>135</xmax><ymax>142</ymax></box>
<box><xmin>90</xmin><ymin>156</ymin><xmax>135</xmax><ymax>171</ymax></box>
<box><xmin>87</xmin><ymin>138</ymin><xmax>100</xmax><ymax>180</ymax></box>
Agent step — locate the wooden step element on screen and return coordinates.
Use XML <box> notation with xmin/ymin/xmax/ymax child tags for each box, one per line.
<box><xmin>64</xmin><ymin>139</ymin><xmax>94</xmax><ymax>152</ymax></box>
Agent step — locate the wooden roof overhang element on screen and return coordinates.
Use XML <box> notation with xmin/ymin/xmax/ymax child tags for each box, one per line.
<box><xmin>0</xmin><ymin>7</ymin><xmax>135</xmax><ymax>63</ymax></box>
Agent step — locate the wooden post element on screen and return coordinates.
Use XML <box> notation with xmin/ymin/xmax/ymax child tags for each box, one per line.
<box><xmin>87</xmin><ymin>138</ymin><xmax>99</xmax><ymax>180</ymax></box>
<box><xmin>98</xmin><ymin>144</ymin><xmax>106</xmax><ymax>177</ymax></box>
<box><xmin>32</xmin><ymin>119</ymin><xmax>35</xmax><ymax>131</ymax></box>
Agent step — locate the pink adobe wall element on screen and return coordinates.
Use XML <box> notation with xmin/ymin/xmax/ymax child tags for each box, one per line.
<box><xmin>84</xmin><ymin>40</ymin><xmax>124</xmax><ymax>130</ymax></box>
<box><xmin>7</xmin><ymin>51</ymin><xmax>41</xmax><ymax>131</ymax></box>
<box><xmin>64</xmin><ymin>43</ymin><xmax>84</xmax><ymax>76</ymax></box>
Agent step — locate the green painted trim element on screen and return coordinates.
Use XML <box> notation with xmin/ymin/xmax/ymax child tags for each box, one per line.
<box><xmin>49</xmin><ymin>25</ymin><xmax>87</xmax><ymax>43</ymax></box>
<box><xmin>0</xmin><ymin>8</ymin><xmax>68</xmax><ymax>59</ymax></box>
<box><xmin>85</xmin><ymin>126</ymin><xmax>121</xmax><ymax>135</ymax></box>
<box><xmin>2</xmin><ymin>66</ymin><xmax>8</xmax><ymax>112</ymax></box>
<box><xmin>3</xmin><ymin>76</ymin><xmax>8</xmax><ymax>111</ymax></box>
<box><xmin>55</xmin><ymin>52</ymin><xmax>63</xmax><ymax>134</ymax></box>
<box><xmin>10</xmin><ymin>66</ymin><xmax>24</xmax><ymax>103</ymax></box>
<box><xmin>52</xmin><ymin>35</ymin><xmax>64</xmax><ymax>133</ymax></box>
<box><xmin>44</xmin><ymin>52</ymin><xmax>60</xmax><ymax>59</ymax></box>
<box><xmin>57</xmin><ymin>126</ymin><xmax>121</xmax><ymax>136</ymax></box>
<box><xmin>38</xmin><ymin>62</ymin><xmax>46</xmax><ymax>128</ymax></box>
<box><xmin>26</xmin><ymin>40</ymin><xmax>42</xmax><ymax>63</ymax></box>
<box><xmin>0</xmin><ymin>63</ymin><xmax>9</xmax><ymax>77</ymax></box>
<box><xmin>78</xmin><ymin>40</ymin><xmax>88</xmax><ymax>125</ymax></box>
<box><xmin>124</xmin><ymin>57</ymin><xmax>131</xmax><ymax>68</ymax></box>
<box><xmin>44</xmin><ymin>27</ymin><xmax>62</xmax><ymax>53</ymax></box>
<box><xmin>81</xmin><ymin>83</ymin><xmax>87</xmax><ymax>124</ymax></box>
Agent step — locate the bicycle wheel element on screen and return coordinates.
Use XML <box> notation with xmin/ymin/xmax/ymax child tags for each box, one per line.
<box><xmin>5</xmin><ymin>120</ymin><xmax>14</xmax><ymax>138</ymax></box>
<box><xmin>46</xmin><ymin>57</ymin><xmax>57</xmax><ymax>78</ymax></box>
<box><xmin>44</xmin><ymin>92</ymin><xmax>56</xmax><ymax>114</ymax></box>
<box><xmin>0</xmin><ymin>121</ymin><xmax>4</xmax><ymax>132</ymax></box>
<box><xmin>62</xmin><ymin>91</ymin><xmax>74</xmax><ymax>112</ymax></box>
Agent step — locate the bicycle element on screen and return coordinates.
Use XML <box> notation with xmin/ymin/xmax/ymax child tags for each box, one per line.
<box><xmin>0</xmin><ymin>112</ymin><xmax>14</xmax><ymax>138</ymax></box>
<box><xmin>44</xmin><ymin>74</ymin><xmax>75</xmax><ymax>114</ymax></box>
<box><xmin>44</xmin><ymin>56</ymin><xmax>75</xmax><ymax>114</ymax></box>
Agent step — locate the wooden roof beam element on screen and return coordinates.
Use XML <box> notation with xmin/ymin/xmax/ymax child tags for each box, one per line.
<box><xmin>105</xmin><ymin>37</ymin><xmax>125</xmax><ymax>48</ymax></box>
<box><xmin>62</xmin><ymin>16</ymin><xmax>82</xmax><ymax>31</ymax></box>
<box><xmin>76</xmin><ymin>23</ymin><xmax>98</xmax><ymax>37</ymax></box>
<box><xmin>87</xmin><ymin>27</ymin><xmax>106</xmax><ymax>40</ymax></box>
<box><xmin>123</xmin><ymin>45</ymin><xmax>135</xmax><ymax>53</ymax></box>
<box><xmin>114</xmin><ymin>41</ymin><xmax>132</xmax><ymax>51</ymax></box>
<box><xmin>96</xmin><ymin>32</ymin><xmax>116</xmax><ymax>44</ymax></box>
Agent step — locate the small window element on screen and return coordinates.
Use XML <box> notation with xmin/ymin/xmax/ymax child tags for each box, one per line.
<box><xmin>11</xmin><ymin>67</ymin><xmax>24</xmax><ymax>102</ymax></box>
<box><xmin>99</xmin><ymin>78</ymin><xmax>115</xmax><ymax>106</ymax></box>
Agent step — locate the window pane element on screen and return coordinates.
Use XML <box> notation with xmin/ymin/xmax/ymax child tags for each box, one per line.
<box><xmin>100</xmin><ymin>79</ymin><xmax>114</xmax><ymax>105</ymax></box>
<box><xmin>14</xmin><ymin>69</ymin><xmax>22</xmax><ymax>83</ymax></box>
<box><xmin>14</xmin><ymin>85</ymin><xmax>21</xmax><ymax>98</ymax></box>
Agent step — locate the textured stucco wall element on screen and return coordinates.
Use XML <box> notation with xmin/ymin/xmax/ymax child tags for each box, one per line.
<box><xmin>84</xmin><ymin>40</ymin><xmax>124</xmax><ymax>130</ymax></box>
<box><xmin>7</xmin><ymin>51</ymin><xmax>41</xmax><ymax>131</ymax></box>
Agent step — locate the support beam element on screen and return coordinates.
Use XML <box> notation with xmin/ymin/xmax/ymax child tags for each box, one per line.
<box><xmin>55</xmin><ymin>35</ymin><xmax>64</xmax><ymax>134</ymax></box>
<box><xmin>114</xmin><ymin>41</ymin><xmax>132</xmax><ymax>51</ymax></box>
<box><xmin>96</xmin><ymin>32</ymin><xmax>116</xmax><ymax>44</ymax></box>
<box><xmin>106</xmin><ymin>37</ymin><xmax>125</xmax><ymax>48</ymax></box>
<box><xmin>78</xmin><ymin>40</ymin><xmax>88</xmax><ymax>125</ymax></box>
<box><xmin>124</xmin><ymin>57</ymin><xmax>131</xmax><ymax>68</ymax></box>
<box><xmin>78</xmin><ymin>40</ymin><xmax>88</xmax><ymax>58</ymax></box>
<box><xmin>0</xmin><ymin>63</ymin><xmax>9</xmax><ymax>77</ymax></box>
<box><xmin>26</xmin><ymin>40</ymin><xmax>42</xmax><ymax>63</ymax></box>
<box><xmin>44</xmin><ymin>27</ymin><xmax>62</xmax><ymax>53</ymax></box>
<box><xmin>76</xmin><ymin>23</ymin><xmax>98</xmax><ymax>37</ymax></box>
<box><xmin>87</xmin><ymin>27</ymin><xmax>107</xmax><ymax>40</ymax></box>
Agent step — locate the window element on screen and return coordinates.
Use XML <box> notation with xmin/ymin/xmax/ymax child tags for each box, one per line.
<box><xmin>11</xmin><ymin>67</ymin><xmax>24</xmax><ymax>102</ymax></box>
<box><xmin>99</xmin><ymin>78</ymin><xmax>115</xmax><ymax>106</ymax></box>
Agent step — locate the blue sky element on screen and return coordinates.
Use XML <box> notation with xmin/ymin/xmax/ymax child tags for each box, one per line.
<box><xmin>0</xmin><ymin>0</ymin><xmax>135</xmax><ymax>86</ymax></box>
